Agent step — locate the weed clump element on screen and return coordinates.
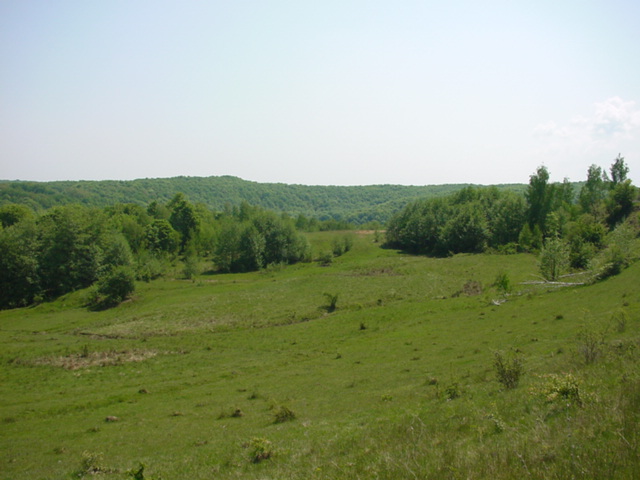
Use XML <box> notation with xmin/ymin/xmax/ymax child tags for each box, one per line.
<box><xmin>445</xmin><ymin>383</ymin><xmax>461</xmax><ymax>400</ymax></box>
<box><xmin>246</xmin><ymin>437</ymin><xmax>273</xmax><ymax>463</ymax></box>
<box><xmin>273</xmin><ymin>405</ymin><xmax>296</xmax><ymax>424</ymax></box>
<box><xmin>127</xmin><ymin>462</ymin><xmax>157</xmax><ymax>480</ymax></box>
<box><xmin>493</xmin><ymin>350</ymin><xmax>524</xmax><ymax>389</ymax></box>
<box><xmin>531</xmin><ymin>373</ymin><xmax>583</xmax><ymax>407</ymax></box>
<box><xmin>77</xmin><ymin>451</ymin><xmax>108</xmax><ymax>476</ymax></box>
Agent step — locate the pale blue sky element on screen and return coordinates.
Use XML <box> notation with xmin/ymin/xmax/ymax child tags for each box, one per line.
<box><xmin>1</xmin><ymin>0</ymin><xmax>639</xmax><ymax>185</ymax></box>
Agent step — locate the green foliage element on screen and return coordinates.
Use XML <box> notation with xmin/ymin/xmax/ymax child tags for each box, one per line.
<box><xmin>214</xmin><ymin>208</ymin><xmax>310</xmax><ymax>273</ymax></box>
<box><xmin>493</xmin><ymin>350</ymin><xmax>524</xmax><ymax>389</ymax></box>
<box><xmin>518</xmin><ymin>223</ymin><xmax>542</xmax><ymax>252</ymax></box>
<box><xmin>593</xmin><ymin>222</ymin><xmax>637</xmax><ymax>278</ymax></box>
<box><xmin>90</xmin><ymin>266</ymin><xmax>136</xmax><ymax>309</ymax></box>
<box><xmin>539</xmin><ymin>236</ymin><xmax>570</xmax><ymax>281</ymax></box>
<box><xmin>0</xmin><ymin>220</ymin><xmax>40</xmax><ymax>308</ymax></box>
<box><xmin>182</xmin><ymin>255</ymin><xmax>200</xmax><ymax>280</ymax></box>
<box><xmin>579</xmin><ymin>164</ymin><xmax>608</xmax><ymax>214</ymax></box>
<box><xmin>567</xmin><ymin>214</ymin><xmax>607</xmax><ymax>269</ymax></box>
<box><xmin>576</xmin><ymin>322</ymin><xmax>606</xmax><ymax>364</ymax></box>
<box><xmin>332</xmin><ymin>234</ymin><xmax>354</xmax><ymax>257</ymax></box>
<box><xmin>77</xmin><ymin>451</ymin><xmax>106</xmax><ymax>476</ymax></box>
<box><xmin>1</xmin><ymin>176</ymin><xmax>527</xmax><ymax>226</ymax></box>
<box><xmin>0</xmin><ymin>203</ymin><xmax>35</xmax><ymax>228</ymax></box>
<box><xmin>532</xmin><ymin>373</ymin><xmax>583</xmax><ymax>407</ymax></box>
<box><xmin>493</xmin><ymin>272</ymin><xmax>511</xmax><ymax>294</ymax></box>
<box><xmin>168</xmin><ymin>193</ymin><xmax>200</xmax><ymax>251</ymax></box>
<box><xmin>607</xmin><ymin>179</ymin><xmax>636</xmax><ymax>228</ymax></box>
<box><xmin>610</xmin><ymin>154</ymin><xmax>629</xmax><ymax>185</ymax></box>
<box><xmin>444</xmin><ymin>383</ymin><xmax>461</xmax><ymax>400</ymax></box>
<box><xmin>145</xmin><ymin>220</ymin><xmax>180</xmax><ymax>255</ymax></box>
<box><xmin>323</xmin><ymin>293</ymin><xmax>339</xmax><ymax>312</ymax></box>
<box><xmin>441</xmin><ymin>202</ymin><xmax>490</xmax><ymax>253</ymax></box>
<box><xmin>36</xmin><ymin>205</ymin><xmax>107</xmax><ymax>298</ymax></box>
<box><xmin>386</xmin><ymin>187</ymin><xmax>526</xmax><ymax>255</ymax></box>
<box><xmin>247</xmin><ymin>437</ymin><xmax>274</xmax><ymax>463</ymax></box>
<box><xmin>127</xmin><ymin>463</ymin><xmax>156</xmax><ymax>480</ymax></box>
<box><xmin>526</xmin><ymin>166</ymin><xmax>554</xmax><ymax>233</ymax></box>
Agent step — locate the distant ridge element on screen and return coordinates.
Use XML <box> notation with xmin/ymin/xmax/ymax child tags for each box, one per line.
<box><xmin>0</xmin><ymin>176</ymin><xmax>526</xmax><ymax>224</ymax></box>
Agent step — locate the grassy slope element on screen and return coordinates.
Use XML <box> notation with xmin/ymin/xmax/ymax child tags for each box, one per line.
<box><xmin>1</xmin><ymin>232</ymin><xmax>639</xmax><ymax>479</ymax></box>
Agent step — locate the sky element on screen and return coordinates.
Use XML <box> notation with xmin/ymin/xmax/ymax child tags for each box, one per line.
<box><xmin>1</xmin><ymin>0</ymin><xmax>640</xmax><ymax>186</ymax></box>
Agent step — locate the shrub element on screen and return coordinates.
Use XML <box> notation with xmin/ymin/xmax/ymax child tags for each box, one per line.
<box><xmin>323</xmin><ymin>293</ymin><xmax>339</xmax><ymax>313</ymax></box>
<box><xmin>494</xmin><ymin>350</ymin><xmax>524</xmax><ymax>389</ymax></box>
<box><xmin>532</xmin><ymin>373</ymin><xmax>583</xmax><ymax>407</ymax></box>
<box><xmin>493</xmin><ymin>272</ymin><xmax>511</xmax><ymax>294</ymax></box>
<box><xmin>317</xmin><ymin>251</ymin><xmax>333</xmax><ymax>266</ymax></box>
<box><xmin>90</xmin><ymin>266</ymin><xmax>136</xmax><ymax>309</ymax></box>
<box><xmin>182</xmin><ymin>255</ymin><xmax>200</xmax><ymax>280</ymax></box>
<box><xmin>594</xmin><ymin>222</ymin><xmax>636</xmax><ymax>278</ymax></box>
<box><xmin>577</xmin><ymin>324</ymin><xmax>605</xmax><ymax>364</ymax></box>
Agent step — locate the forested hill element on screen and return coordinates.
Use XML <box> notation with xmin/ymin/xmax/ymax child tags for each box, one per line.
<box><xmin>0</xmin><ymin>176</ymin><xmax>526</xmax><ymax>224</ymax></box>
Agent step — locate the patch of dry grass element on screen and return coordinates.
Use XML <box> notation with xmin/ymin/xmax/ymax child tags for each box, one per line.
<box><xmin>32</xmin><ymin>349</ymin><xmax>157</xmax><ymax>370</ymax></box>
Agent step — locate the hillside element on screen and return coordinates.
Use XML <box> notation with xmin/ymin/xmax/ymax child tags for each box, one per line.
<box><xmin>0</xmin><ymin>176</ymin><xmax>526</xmax><ymax>224</ymax></box>
<box><xmin>1</xmin><ymin>232</ymin><xmax>638</xmax><ymax>479</ymax></box>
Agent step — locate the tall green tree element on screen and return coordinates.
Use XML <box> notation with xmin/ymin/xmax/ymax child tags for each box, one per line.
<box><xmin>579</xmin><ymin>164</ymin><xmax>608</xmax><ymax>215</ymax></box>
<box><xmin>525</xmin><ymin>166</ymin><xmax>555</xmax><ymax>234</ymax></box>
<box><xmin>168</xmin><ymin>193</ymin><xmax>200</xmax><ymax>251</ymax></box>
<box><xmin>0</xmin><ymin>221</ymin><xmax>40</xmax><ymax>308</ymax></box>
<box><xmin>610</xmin><ymin>154</ymin><xmax>629</xmax><ymax>185</ymax></box>
<box><xmin>37</xmin><ymin>206</ymin><xmax>106</xmax><ymax>298</ymax></box>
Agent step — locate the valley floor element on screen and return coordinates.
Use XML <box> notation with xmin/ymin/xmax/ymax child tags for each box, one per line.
<box><xmin>1</xmin><ymin>232</ymin><xmax>639</xmax><ymax>479</ymax></box>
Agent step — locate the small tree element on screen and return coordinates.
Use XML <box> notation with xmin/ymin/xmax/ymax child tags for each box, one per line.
<box><xmin>539</xmin><ymin>237</ymin><xmax>570</xmax><ymax>281</ymax></box>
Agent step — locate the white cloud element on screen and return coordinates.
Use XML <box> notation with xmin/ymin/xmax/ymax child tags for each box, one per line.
<box><xmin>534</xmin><ymin>97</ymin><xmax>640</xmax><ymax>148</ymax></box>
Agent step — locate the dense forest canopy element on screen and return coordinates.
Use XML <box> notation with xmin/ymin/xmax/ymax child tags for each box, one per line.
<box><xmin>0</xmin><ymin>175</ymin><xmax>526</xmax><ymax>225</ymax></box>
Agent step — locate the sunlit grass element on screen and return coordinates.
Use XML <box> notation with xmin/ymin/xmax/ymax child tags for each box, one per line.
<box><xmin>1</xmin><ymin>232</ymin><xmax>638</xmax><ymax>478</ymax></box>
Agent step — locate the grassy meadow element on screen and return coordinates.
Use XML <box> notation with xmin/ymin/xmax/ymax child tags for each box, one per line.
<box><xmin>1</xmin><ymin>231</ymin><xmax>639</xmax><ymax>479</ymax></box>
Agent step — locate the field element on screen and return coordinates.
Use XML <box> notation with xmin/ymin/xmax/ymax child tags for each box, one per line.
<box><xmin>1</xmin><ymin>232</ymin><xmax>639</xmax><ymax>479</ymax></box>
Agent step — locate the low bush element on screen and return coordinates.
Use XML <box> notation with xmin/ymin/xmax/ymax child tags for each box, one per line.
<box><xmin>88</xmin><ymin>266</ymin><xmax>136</xmax><ymax>309</ymax></box>
<box><xmin>247</xmin><ymin>437</ymin><xmax>273</xmax><ymax>463</ymax></box>
<box><xmin>494</xmin><ymin>350</ymin><xmax>524</xmax><ymax>389</ymax></box>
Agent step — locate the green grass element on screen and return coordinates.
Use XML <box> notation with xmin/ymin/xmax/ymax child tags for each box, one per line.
<box><xmin>1</xmin><ymin>232</ymin><xmax>639</xmax><ymax>479</ymax></box>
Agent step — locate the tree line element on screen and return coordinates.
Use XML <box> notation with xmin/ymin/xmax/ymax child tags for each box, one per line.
<box><xmin>0</xmin><ymin>194</ymin><xmax>318</xmax><ymax>310</ymax></box>
<box><xmin>0</xmin><ymin>175</ymin><xmax>526</xmax><ymax>226</ymax></box>
<box><xmin>386</xmin><ymin>156</ymin><xmax>638</xmax><ymax>279</ymax></box>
